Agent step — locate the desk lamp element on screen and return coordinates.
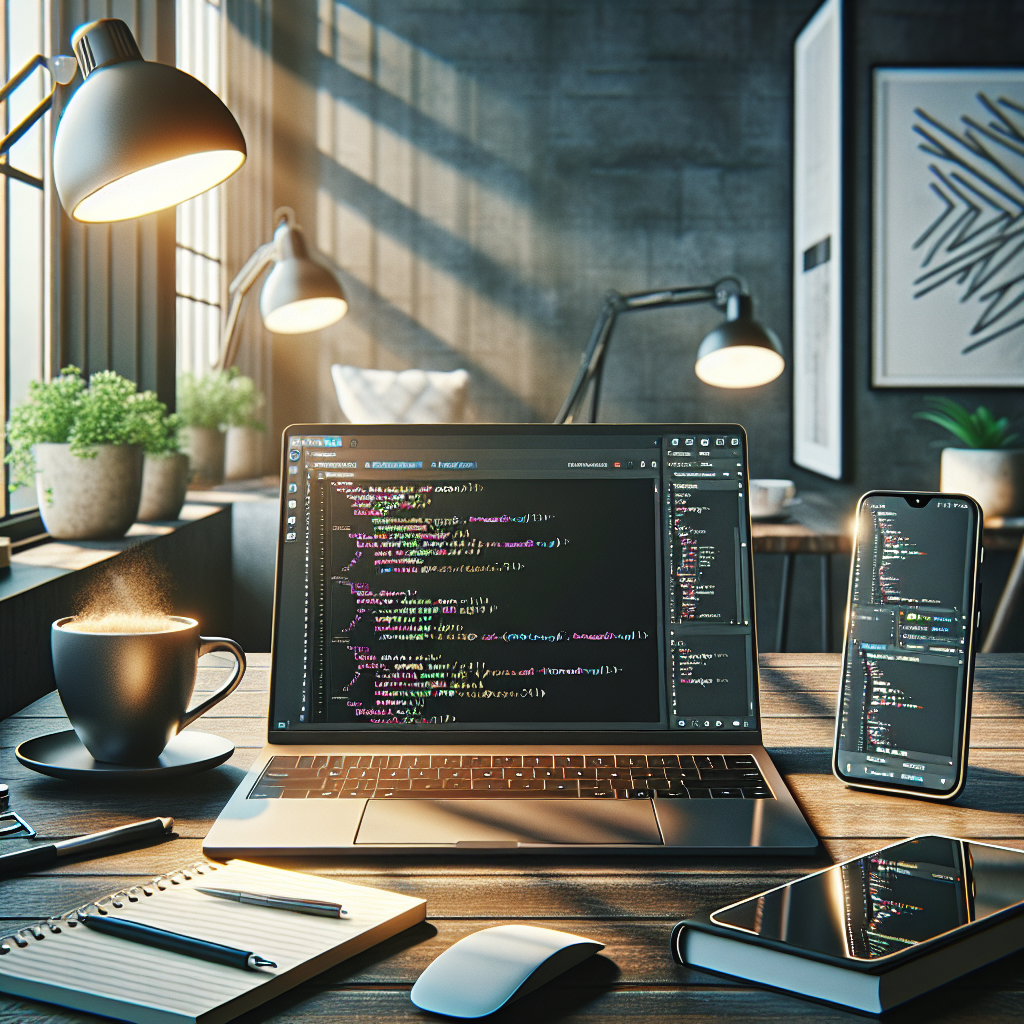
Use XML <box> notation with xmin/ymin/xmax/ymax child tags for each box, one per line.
<box><xmin>216</xmin><ymin>208</ymin><xmax>348</xmax><ymax>371</ymax></box>
<box><xmin>556</xmin><ymin>278</ymin><xmax>784</xmax><ymax>423</ymax></box>
<box><xmin>0</xmin><ymin>17</ymin><xmax>246</xmax><ymax>223</ymax></box>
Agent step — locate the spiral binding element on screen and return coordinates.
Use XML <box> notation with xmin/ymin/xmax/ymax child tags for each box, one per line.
<box><xmin>0</xmin><ymin>860</ymin><xmax>221</xmax><ymax>955</ymax></box>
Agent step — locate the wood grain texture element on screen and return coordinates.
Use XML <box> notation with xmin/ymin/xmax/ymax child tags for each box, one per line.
<box><xmin>0</xmin><ymin>653</ymin><xmax>1021</xmax><ymax>1023</ymax></box>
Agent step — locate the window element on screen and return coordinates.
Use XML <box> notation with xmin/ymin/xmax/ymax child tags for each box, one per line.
<box><xmin>175</xmin><ymin>0</ymin><xmax>225</xmax><ymax>376</ymax></box>
<box><xmin>0</xmin><ymin>0</ymin><xmax>50</xmax><ymax>522</ymax></box>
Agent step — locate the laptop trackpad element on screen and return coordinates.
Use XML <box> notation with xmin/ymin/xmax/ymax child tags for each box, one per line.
<box><xmin>355</xmin><ymin>799</ymin><xmax>663</xmax><ymax>846</ymax></box>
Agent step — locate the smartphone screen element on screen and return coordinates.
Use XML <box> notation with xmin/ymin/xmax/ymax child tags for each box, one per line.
<box><xmin>710</xmin><ymin>835</ymin><xmax>1024</xmax><ymax>962</ymax></box>
<box><xmin>833</xmin><ymin>493</ymin><xmax>980</xmax><ymax>798</ymax></box>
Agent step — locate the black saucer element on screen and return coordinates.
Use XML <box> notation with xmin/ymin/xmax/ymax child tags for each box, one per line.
<box><xmin>15</xmin><ymin>730</ymin><xmax>234</xmax><ymax>781</ymax></box>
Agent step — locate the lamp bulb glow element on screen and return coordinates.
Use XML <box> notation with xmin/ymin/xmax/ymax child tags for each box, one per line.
<box><xmin>695</xmin><ymin>346</ymin><xmax>785</xmax><ymax>388</ymax></box>
<box><xmin>71</xmin><ymin>149</ymin><xmax>245</xmax><ymax>223</ymax></box>
<box><xmin>263</xmin><ymin>296</ymin><xmax>349</xmax><ymax>335</ymax></box>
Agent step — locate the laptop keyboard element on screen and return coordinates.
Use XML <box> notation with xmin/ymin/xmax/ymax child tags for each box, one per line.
<box><xmin>248</xmin><ymin>753</ymin><xmax>773</xmax><ymax>800</ymax></box>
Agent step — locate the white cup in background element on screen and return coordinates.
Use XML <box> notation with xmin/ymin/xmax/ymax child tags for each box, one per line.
<box><xmin>749</xmin><ymin>479</ymin><xmax>796</xmax><ymax>519</ymax></box>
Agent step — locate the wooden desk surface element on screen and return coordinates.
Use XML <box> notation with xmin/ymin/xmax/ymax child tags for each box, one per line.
<box><xmin>2</xmin><ymin>654</ymin><xmax>1022</xmax><ymax>1023</ymax></box>
<box><xmin>751</xmin><ymin>511</ymin><xmax>1024</xmax><ymax>553</ymax></box>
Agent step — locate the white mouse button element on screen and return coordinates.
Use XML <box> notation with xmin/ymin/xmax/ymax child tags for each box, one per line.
<box><xmin>411</xmin><ymin>924</ymin><xmax>604</xmax><ymax>1018</ymax></box>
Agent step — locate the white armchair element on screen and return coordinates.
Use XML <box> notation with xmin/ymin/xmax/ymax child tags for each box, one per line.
<box><xmin>330</xmin><ymin>365</ymin><xmax>469</xmax><ymax>423</ymax></box>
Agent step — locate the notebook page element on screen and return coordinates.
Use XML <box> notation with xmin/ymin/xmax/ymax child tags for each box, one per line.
<box><xmin>0</xmin><ymin>860</ymin><xmax>425</xmax><ymax>1024</ymax></box>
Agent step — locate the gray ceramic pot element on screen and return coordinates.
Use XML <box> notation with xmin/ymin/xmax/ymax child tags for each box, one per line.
<box><xmin>51</xmin><ymin>615</ymin><xmax>245</xmax><ymax>765</ymax></box>
<box><xmin>138</xmin><ymin>452</ymin><xmax>190</xmax><ymax>521</ymax></box>
<box><xmin>225</xmin><ymin>425</ymin><xmax>265</xmax><ymax>481</ymax></box>
<box><xmin>182</xmin><ymin>426</ymin><xmax>226</xmax><ymax>487</ymax></box>
<box><xmin>34</xmin><ymin>442</ymin><xmax>143</xmax><ymax>540</ymax></box>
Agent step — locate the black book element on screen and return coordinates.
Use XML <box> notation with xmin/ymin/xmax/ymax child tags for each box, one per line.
<box><xmin>670</xmin><ymin>835</ymin><xmax>1024</xmax><ymax>1015</ymax></box>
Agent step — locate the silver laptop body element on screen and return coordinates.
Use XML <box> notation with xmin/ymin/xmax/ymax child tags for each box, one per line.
<box><xmin>205</xmin><ymin>423</ymin><xmax>817</xmax><ymax>856</ymax></box>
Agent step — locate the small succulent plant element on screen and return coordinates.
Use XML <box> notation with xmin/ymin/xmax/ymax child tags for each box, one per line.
<box><xmin>914</xmin><ymin>397</ymin><xmax>1020</xmax><ymax>450</ymax></box>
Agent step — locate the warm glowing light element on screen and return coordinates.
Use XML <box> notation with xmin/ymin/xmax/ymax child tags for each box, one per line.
<box><xmin>61</xmin><ymin>614</ymin><xmax>193</xmax><ymax>634</ymax></box>
<box><xmin>263</xmin><ymin>296</ymin><xmax>348</xmax><ymax>334</ymax></box>
<box><xmin>696</xmin><ymin>346</ymin><xmax>785</xmax><ymax>388</ymax></box>
<box><xmin>72</xmin><ymin>150</ymin><xmax>246</xmax><ymax>223</ymax></box>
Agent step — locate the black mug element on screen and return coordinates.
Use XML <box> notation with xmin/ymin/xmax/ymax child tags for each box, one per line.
<box><xmin>51</xmin><ymin>616</ymin><xmax>246</xmax><ymax>765</ymax></box>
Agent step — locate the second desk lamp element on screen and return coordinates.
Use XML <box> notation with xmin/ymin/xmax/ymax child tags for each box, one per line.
<box><xmin>216</xmin><ymin>208</ymin><xmax>348</xmax><ymax>371</ymax></box>
<box><xmin>556</xmin><ymin>278</ymin><xmax>784</xmax><ymax>423</ymax></box>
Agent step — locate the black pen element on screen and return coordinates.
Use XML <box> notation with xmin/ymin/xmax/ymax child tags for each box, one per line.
<box><xmin>80</xmin><ymin>914</ymin><xmax>277</xmax><ymax>971</ymax></box>
<box><xmin>0</xmin><ymin>817</ymin><xmax>173</xmax><ymax>878</ymax></box>
<box><xmin>196</xmin><ymin>887</ymin><xmax>348</xmax><ymax>918</ymax></box>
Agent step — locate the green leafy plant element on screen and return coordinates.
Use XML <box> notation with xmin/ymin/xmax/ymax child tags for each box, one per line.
<box><xmin>914</xmin><ymin>397</ymin><xmax>1020</xmax><ymax>449</ymax></box>
<box><xmin>145</xmin><ymin>411</ymin><xmax>184</xmax><ymax>458</ymax></box>
<box><xmin>226</xmin><ymin>373</ymin><xmax>265</xmax><ymax>430</ymax></box>
<box><xmin>5</xmin><ymin>366</ymin><xmax>175</xmax><ymax>490</ymax></box>
<box><xmin>177</xmin><ymin>369</ymin><xmax>234</xmax><ymax>429</ymax></box>
<box><xmin>177</xmin><ymin>369</ymin><xmax>265</xmax><ymax>432</ymax></box>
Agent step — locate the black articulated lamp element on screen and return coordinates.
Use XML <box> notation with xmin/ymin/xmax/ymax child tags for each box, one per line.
<box><xmin>216</xmin><ymin>208</ymin><xmax>348</xmax><ymax>371</ymax></box>
<box><xmin>556</xmin><ymin>278</ymin><xmax>785</xmax><ymax>424</ymax></box>
<box><xmin>9</xmin><ymin>17</ymin><xmax>248</xmax><ymax>223</ymax></box>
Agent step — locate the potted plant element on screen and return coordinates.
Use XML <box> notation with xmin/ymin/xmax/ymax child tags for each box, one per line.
<box><xmin>177</xmin><ymin>370</ymin><xmax>235</xmax><ymax>487</ymax></box>
<box><xmin>224</xmin><ymin>373</ymin><xmax>266</xmax><ymax>481</ymax></box>
<box><xmin>5</xmin><ymin>366</ymin><xmax>166</xmax><ymax>539</ymax></box>
<box><xmin>914</xmin><ymin>397</ymin><xmax>1024</xmax><ymax>517</ymax></box>
<box><xmin>137</xmin><ymin>411</ymin><xmax>190</xmax><ymax>521</ymax></box>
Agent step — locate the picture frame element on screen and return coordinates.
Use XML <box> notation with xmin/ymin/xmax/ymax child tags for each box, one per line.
<box><xmin>792</xmin><ymin>0</ymin><xmax>843</xmax><ymax>480</ymax></box>
<box><xmin>873</xmin><ymin>68</ymin><xmax>1024</xmax><ymax>387</ymax></box>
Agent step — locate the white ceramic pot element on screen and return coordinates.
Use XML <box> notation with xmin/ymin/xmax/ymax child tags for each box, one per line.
<box><xmin>940</xmin><ymin>447</ymin><xmax>1024</xmax><ymax>518</ymax></box>
<box><xmin>33</xmin><ymin>443</ymin><xmax>143</xmax><ymax>540</ymax></box>
<box><xmin>182</xmin><ymin>426</ymin><xmax>226</xmax><ymax>487</ymax></box>
<box><xmin>138</xmin><ymin>452</ymin><xmax>190</xmax><ymax>521</ymax></box>
<box><xmin>225</xmin><ymin>425</ymin><xmax>265</xmax><ymax>481</ymax></box>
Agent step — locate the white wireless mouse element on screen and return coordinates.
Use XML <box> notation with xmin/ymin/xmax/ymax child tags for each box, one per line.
<box><xmin>410</xmin><ymin>924</ymin><xmax>605</xmax><ymax>1018</ymax></box>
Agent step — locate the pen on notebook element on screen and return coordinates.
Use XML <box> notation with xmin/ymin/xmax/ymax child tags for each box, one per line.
<box><xmin>196</xmin><ymin>887</ymin><xmax>348</xmax><ymax>918</ymax></box>
<box><xmin>0</xmin><ymin>817</ymin><xmax>173</xmax><ymax>878</ymax></box>
<box><xmin>79</xmin><ymin>914</ymin><xmax>277</xmax><ymax>971</ymax></box>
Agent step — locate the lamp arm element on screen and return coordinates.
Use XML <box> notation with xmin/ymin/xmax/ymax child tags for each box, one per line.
<box><xmin>556</xmin><ymin>291</ymin><xmax>624</xmax><ymax>424</ymax></box>
<box><xmin>619</xmin><ymin>284</ymin><xmax>719</xmax><ymax>311</ymax></box>
<box><xmin>0</xmin><ymin>53</ymin><xmax>77</xmax><ymax>157</ymax></box>
<box><xmin>217</xmin><ymin>242</ymin><xmax>275</xmax><ymax>371</ymax></box>
<box><xmin>555</xmin><ymin>280</ymin><xmax>745</xmax><ymax>424</ymax></box>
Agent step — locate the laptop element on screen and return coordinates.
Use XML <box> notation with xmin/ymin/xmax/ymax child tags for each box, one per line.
<box><xmin>204</xmin><ymin>423</ymin><xmax>818</xmax><ymax>855</ymax></box>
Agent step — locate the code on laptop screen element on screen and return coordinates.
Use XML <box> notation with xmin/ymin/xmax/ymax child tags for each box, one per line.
<box><xmin>271</xmin><ymin>428</ymin><xmax>759</xmax><ymax>734</ymax></box>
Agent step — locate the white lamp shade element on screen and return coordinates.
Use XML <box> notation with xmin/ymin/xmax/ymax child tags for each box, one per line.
<box><xmin>259</xmin><ymin>220</ymin><xmax>347</xmax><ymax>334</ymax></box>
<box><xmin>53</xmin><ymin>19</ymin><xmax>246</xmax><ymax>223</ymax></box>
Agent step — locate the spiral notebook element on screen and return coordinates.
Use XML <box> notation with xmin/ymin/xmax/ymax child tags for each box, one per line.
<box><xmin>0</xmin><ymin>859</ymin><xmax>426</xmax><ymax>1024</ymax></box>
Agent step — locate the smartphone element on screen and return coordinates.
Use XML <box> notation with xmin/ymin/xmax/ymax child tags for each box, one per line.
<box><xmin>832</xmin><ymin>491</ymin><xmax>982</xmax><ymax>801</ymax></box>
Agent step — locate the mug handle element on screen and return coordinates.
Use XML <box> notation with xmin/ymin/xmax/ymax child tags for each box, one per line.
<box><xmin>180</xmin><ymin>637</ymin><xmax>247</xmax><ymax>730</ymax></box>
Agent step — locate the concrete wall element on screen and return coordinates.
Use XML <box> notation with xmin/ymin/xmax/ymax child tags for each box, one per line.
<box><xmin>240</xmin><ymin>0</ymin><xmax>1024</xmax><ymax>651</ymax></box>
<box><xmin>270</xmin><ymin>0</ymin><xmax>818</xmax><ymax>468</ymax></box>
<box><xmin>264</xmin><ymin>0</ymin><xmax>1024</xmax><ymax>483</ymax></box>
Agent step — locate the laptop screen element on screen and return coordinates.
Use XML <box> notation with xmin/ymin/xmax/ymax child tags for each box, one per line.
<box><xmin>270</xmin><ymin>424</ymin><xmax>760</xmax><ymax>738</ymax></box>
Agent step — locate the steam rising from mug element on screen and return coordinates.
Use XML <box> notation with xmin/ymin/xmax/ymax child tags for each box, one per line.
<box><xmin>68</xmin><ymin>547</ymin><xmax>180</xmax><ymax>634</ymax></box>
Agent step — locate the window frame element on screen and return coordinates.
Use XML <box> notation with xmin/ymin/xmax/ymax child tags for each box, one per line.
<box><xmin>0</xmin><ymin>0</ymin><xmax>51</xmax><ymax>533</ymax></box>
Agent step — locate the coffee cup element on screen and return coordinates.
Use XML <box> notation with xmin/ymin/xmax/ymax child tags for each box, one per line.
<box><xmin>749</xmin><ymin>479</ymin><xmax>797</xmax><ymax>518</ymax></box>
<box><xmin>51</xmin><ymin>615</ymin><xmax>246</xmax><ymax>766</ymax></box>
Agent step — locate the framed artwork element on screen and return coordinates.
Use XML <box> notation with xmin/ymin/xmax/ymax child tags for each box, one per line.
<box><xmin>874</xmin><ymin>68</ymin><xmax>1024</xmax><ymax>386</ymax></box>
<box><xmin>792</xmin><ymin>0</ymin><xmax>843</xmax><ymax>479</ymax></box>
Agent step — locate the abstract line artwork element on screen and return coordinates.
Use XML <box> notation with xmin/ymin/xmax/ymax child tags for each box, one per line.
<box><xmin>912</xmin><ymin>95</ymin><xmax>1024</xmax><ymax>355</ymax></box>
<box><xmin>874</xmin><ymin>69</ymin><xmax>1024</xmax><ymax>387</ymax></box>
